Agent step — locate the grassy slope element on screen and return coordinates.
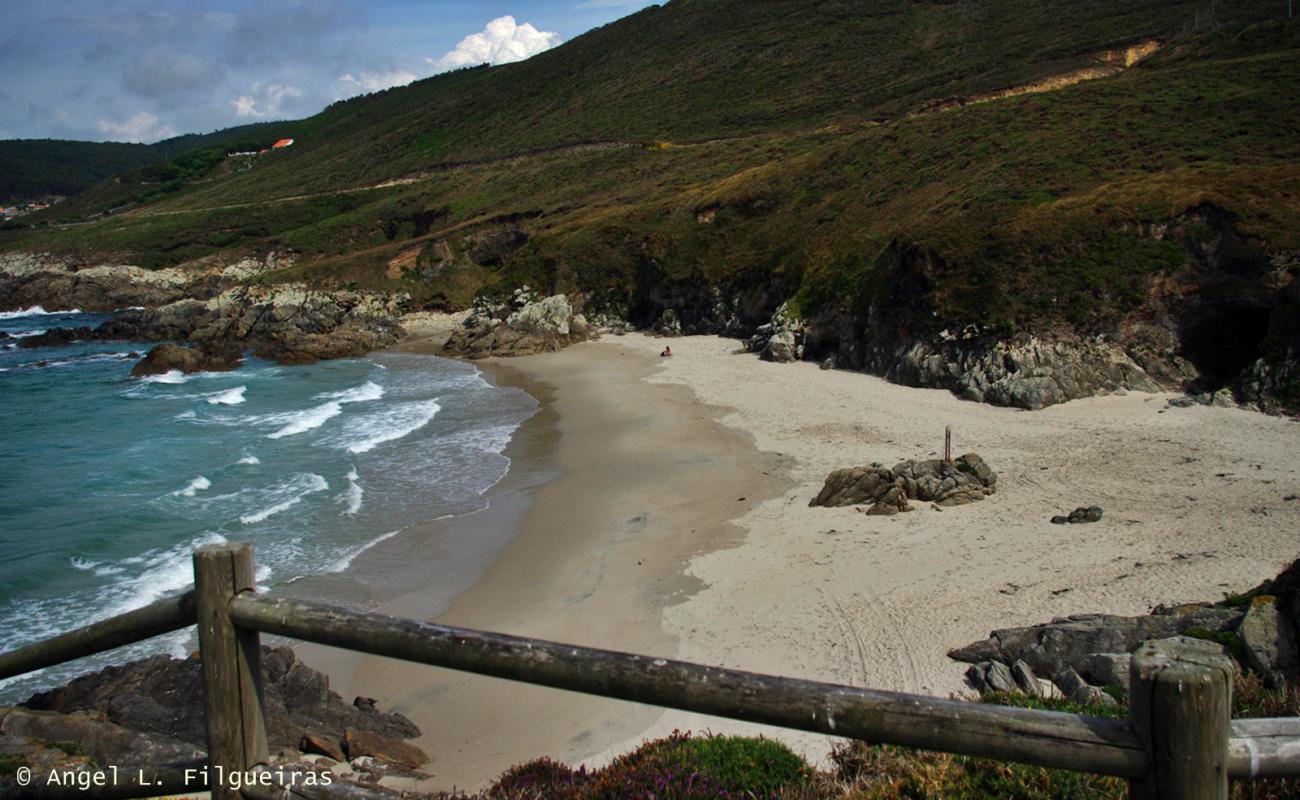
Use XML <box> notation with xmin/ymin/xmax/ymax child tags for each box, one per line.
<box><xmin>3</xmin><ymin>0</ymin><xmax>1297</xmax><ymax>332</ymax></box>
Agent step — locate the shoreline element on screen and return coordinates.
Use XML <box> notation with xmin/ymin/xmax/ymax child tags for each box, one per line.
<box><xmin>310</xmin><ymin>329</ymin><xmax>1299</xmax><ymax>790</ymax></box>
<box><xmin>309</xmin><ymin>332</ymin><xmax>789</xmax><ymax>790</ymax></box>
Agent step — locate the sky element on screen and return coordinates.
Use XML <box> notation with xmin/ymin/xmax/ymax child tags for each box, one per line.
<box><xmin>0</xmin><ymin>0</ymin><xmax>659</xmax><ymax>144</ymax></box>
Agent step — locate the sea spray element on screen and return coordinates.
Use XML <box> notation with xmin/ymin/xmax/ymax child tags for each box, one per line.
<box><xmin>0</xmin><ymin>322</ymin><xmax>538</xmax><ymax>703</ymax></box>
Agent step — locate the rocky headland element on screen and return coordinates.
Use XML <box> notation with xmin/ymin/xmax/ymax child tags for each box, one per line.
<box><xmin>1</xmin><ymin>253</ymin><xmax>407</xmax><ymax>367</ymax></box>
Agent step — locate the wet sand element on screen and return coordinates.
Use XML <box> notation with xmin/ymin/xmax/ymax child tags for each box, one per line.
<box><xmin>307</xmin><ymin>336</ymin><xmax>786</xmax><ymax>790</ymax></box>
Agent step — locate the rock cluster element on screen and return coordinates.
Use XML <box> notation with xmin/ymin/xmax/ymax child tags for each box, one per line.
<box><xmin>888</xmin><ymin>331</ymin><xmax>1172</xmax><ymax>411</ymax></box>
<box><xmin>87</xmin><ymin>284</ymin><xmax>405</xmax><ymax>365</ymax></box>
<box><xmin>443</xmin><ymin>288</ymin><xmax>592</xmax><ymax>357</ymax></box>
<box><xmin>21</xmin><ymin>646</ymin><xmax>429</xmax><ymax>777</ymax></box>
<box><xmin>809</xmin><ymin>453</ymin><xmax>997</xmax><ymax>514</ymax></box>
<box><xmin>952</xmin><ymin>560</ymin><xmax>1300</xmax><ymax>701</ymax></box>
<box><xmin>747</xmin><ymin>302</ymin><xmax>805</xmax><ymax>363</ymax></box>
<box><xmin>1051</xmin><ymin>506</ymin><xmax>1104</xmax><ymax>525</ymax></box>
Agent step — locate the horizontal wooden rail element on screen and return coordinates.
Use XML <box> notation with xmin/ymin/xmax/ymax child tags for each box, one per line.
<box><xmin>1231</xmin><ymin>719</ymin><xmax>1300</xmax><ymax>778</ymax></box>
<box><xmin>0</xmin><ymin>592</ymin><xmax>196</xmax><ymax>682</ymax></box>
<box><xmin>230</xmin><ymin>592</ymin><xmax>1149</xmax><ymax>779</ymax></box>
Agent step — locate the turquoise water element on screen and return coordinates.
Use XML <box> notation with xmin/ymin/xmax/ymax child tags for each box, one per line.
<box><xmin>0</xmin><ymin>307</ymin><xmax>537</xmax><ymax>700</ymax></box>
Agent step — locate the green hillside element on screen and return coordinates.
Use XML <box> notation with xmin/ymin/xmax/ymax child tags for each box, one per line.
<box><xmin>0</xmin><ymin>123</ymin><xmax>287</xmax><ymax>206</ymax></box>
<box><xmin>3</xmin><ymin>0</ymin><xmax>1298</xmax><ymax>359</ymax></box>
<box><xmin>0</xmin><ymin>140</ymin><xmax>161</xmax><ymax>204</ymax></box>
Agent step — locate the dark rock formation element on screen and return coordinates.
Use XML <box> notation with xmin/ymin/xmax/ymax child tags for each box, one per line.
<box><xmin>443</xmin><ymin>289</ymin><xmax>592</xmax><ymax>358</ymax></box>
<box><xmin>810</xmin><ymin>454</ymin><xmax>997</xmax><ymax>514</ymax></box>
<box><xmin>16</xmin><ymin>327</ymin><xmax>97</xmax><ymax>349</ymax></box>
<box><xmin>23</xmin><ymin>646</ymin><xmax>422</xmax><ymax>757</ymax></box>
<box><xmin>129</xmin><ymin>344</ymin><xmax>243</xmax><ymax>377</ymax></box>
<box><xmin>950</xmin><ymin>606</ymin><xmax>1242</xmax><ymax>686</ymax></box>
<box><xmin>93</xmin><ymin>285</ymin><xmax>406</xmax><ymax>365</ymax></box>
<box><xmin>951</xmin><ymin>560</ymin><xmax>1300</xmax><ymax>701</ymax></box>
<box><xmin>343</xmin><ymin>728</ymin><xmax>429</xmax><ymax>769</ymax></box>
<box><xmin>0</xmin><ymin>706</ymin><xmax>204</xmax><ymax>769</ymax></box>
<box><xmin>1051</xmin><ymin>506</ymin><xmax>1104</xmax><ymax>525</ymax></box>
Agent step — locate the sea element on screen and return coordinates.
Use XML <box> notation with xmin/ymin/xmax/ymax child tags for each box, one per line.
<box><xmin>0</xmin><ymin>306</ymin><xmax>538</xmax><ymax>701</ymax></box>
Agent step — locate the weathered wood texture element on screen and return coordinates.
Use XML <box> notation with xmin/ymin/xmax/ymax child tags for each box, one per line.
<box><xmin>0</xmin><ymin>592</ymin><xmax>195</xmax><ymax>681</ymax></box>
<box><xmin>229</xmin><ymin>592</ymin><xmax>1148</xmax><ymax>778</ymax></box>
<box><xmin>1129</xmin><ymin>638</ymin><xmax>1233</xmax><ymax>799</ymax></box>
<box><xmin>194</xmin><ymin>544</ymin><xmax>268</xmax><ymax>800</ymax></box>
<box><xmin>1230</xmin><ymin>719</ymin><xmax>1300</xmax><ymax>779</ymax></box>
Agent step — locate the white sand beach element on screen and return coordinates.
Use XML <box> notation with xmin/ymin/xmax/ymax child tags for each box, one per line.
<box><xmin>336</xmin><ymin>331</ymin><xmax>1300</xmax><ymax>789</ymax></box>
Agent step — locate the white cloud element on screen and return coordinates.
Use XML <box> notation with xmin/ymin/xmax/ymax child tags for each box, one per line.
<box><xmin>231</xmin><ymin>81</ymin><xmax>303</xmax><ymax>118</ymax></box>
<box><xmin>334</xmin><ymin>69</ymin><xmax>417</xmax><ymax>98</ymax></box>
<box><xmin>94</xmin><ymin>112</ymin><xmax>177</xmax><ymax>143</ymax></box>
<box><xmin>430</xmin><ymin>16</ymin><xmax>562</xmax><ymax>72</ymax></box>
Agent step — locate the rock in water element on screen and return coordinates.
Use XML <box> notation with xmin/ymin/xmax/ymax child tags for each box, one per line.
<box><xmin>130</xmin><ymin>343</ymin><xmax>242</xmax><ymax>377</ymax></box>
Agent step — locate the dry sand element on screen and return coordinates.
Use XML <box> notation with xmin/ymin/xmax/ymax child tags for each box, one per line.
<box><xmin>328</xmin><ymin>331</ymin><xmax>1300</xmax><ymax>790</ymax></box>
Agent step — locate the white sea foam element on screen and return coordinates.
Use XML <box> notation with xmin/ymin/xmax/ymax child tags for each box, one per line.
<box><xmin>70</xmin><ymin>557</ymin><xmax>98</xmax><ymax>571</ymax></box>
<box><xmin>339</xmin><ymin>399</ymin><xmax>442</xmax><ymax>454</ymax></box>
<box><xmin>175</xmin><ymin>410</ymin><xmax>197</xmax><ymax>420</ymax></box>
<box><xmin>237</xmin><ymin>455</ymin><xmax>260</xmax><ymax>466</ymax></box>
<box><xmin>140</xmin><ymin>369</ymin><xmax>188</xmax><ymax>385</ymax></box>
<box><xmin>338</xmin><ymin>468</ymin><xmax>363</xmax><ymax>515</ymax></box>
<box><xmin>266</xmin><ymin>401</ymin><xmax>343</xmax><ymax>439</ymax></box>
<box><xmin>262</xmin><ymin>381</ymin><xmax>382</xmax><ymax>439</ymax></box>
<box><xmin>319</xmin><ymin>380</ymin><xmax>384</xmax><ymax>404</ymax></box>
<box><xmin>207</xmin><ymin>386</ymin><xmax>247</xmax><ymax>405</ymax></box>
<box><xmin>105</xmin><ymin>533</ymin><xmax>227</xmax><ymax>618</ymax></box>
<box><xmin>331</xmin><ymin>529</ymin><xmax>401</xmax><ymax>572</ymax></box>
<box><xmin>174</xmin><ymin>476</ymin><xmax>212</xmax><ymax>497</ymax></box>
<box><xmin>0</xmin><ymin>306</ymin><xmax>80</xmax><ymax>319</ymax></box>
<box><xmin>12</xmin><ymin>329</ymin><xmax>45</xmax><ymax>338</ymax></box>
<box><xmin>239</xmin><ymin>473</ymin><xmax>329</xmax><ymax>524</ymax></box>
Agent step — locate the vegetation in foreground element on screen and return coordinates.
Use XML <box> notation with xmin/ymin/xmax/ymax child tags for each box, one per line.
<box><xmin>443</xmin><ymin>675</ymin><xmax>1299</xmax><ymax>800</ymax></box>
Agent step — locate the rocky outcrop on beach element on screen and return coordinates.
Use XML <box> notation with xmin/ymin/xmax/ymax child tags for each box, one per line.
<box><xmin>21</xmin><ymin>646</ymin><xmax>428</xmax><ymax>772</ymax></box>
<box><xmin>951</xmin><ymin>561</ymin><xmax>1300</xmax><ymax>701</ymax></box>
<box><xmin>747</xmin><ymin>302</ymin><xmax>804</xmax><ymax>363</ymax></box>
<box><xmin>442</xmin><ymin>288</ymin><xmax>592</xmax><ymax>358</ymax></box>
<box><xmin>810</xmin><ymin>453</ymin><xmax>997</xmax><ymax>515</ymax></box>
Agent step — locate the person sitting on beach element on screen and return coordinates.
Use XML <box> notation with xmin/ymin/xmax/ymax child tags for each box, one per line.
<box><xmin>661</xmin><ymin>346</ymin><xmax>673</xmax><ymax>358</ymax></box>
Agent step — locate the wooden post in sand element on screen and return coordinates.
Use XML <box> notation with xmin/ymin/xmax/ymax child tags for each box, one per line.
<box><xmin>1128</xmin><ymin>638</ymin><xmax>1233</xmax><ymax>800</ymax></box>
<box><xmin>194</xmin><ymin>543</ymin><xmax>269</xmax><ymax>800</ymax></box>
<box><xmin>945</xmin><ymin>426</ymin><xmax>952</xmax><ymax>462</ymax></box>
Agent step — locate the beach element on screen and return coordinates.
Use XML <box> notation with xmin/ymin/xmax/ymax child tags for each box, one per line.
<box><xmin>319</xmin><ymin>331</ymin><xmax>1300</xmax><ymax>790</ymax></box>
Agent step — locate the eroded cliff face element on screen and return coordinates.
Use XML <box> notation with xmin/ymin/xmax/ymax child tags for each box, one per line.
<box><xmin>631</xmin><ymin>208</ymin><xmax>1299</xmax><ymax>412</ymax></box>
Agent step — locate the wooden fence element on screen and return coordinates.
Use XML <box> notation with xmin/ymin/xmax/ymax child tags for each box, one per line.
<box><xmin>2</xmin><ymin>543</ymin><xmax>1299</xmax><ymax>799</ymax></box>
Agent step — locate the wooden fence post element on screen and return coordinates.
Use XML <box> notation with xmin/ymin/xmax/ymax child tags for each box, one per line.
<box><xmin>194</xmin><ymin>543</ymin><xmax>269</xmax><ymax>800</ymax></box>
<box><xmin>1128</xmin><ymin>638</ymin><xmax>1233</xmax><ymax>799</ymax></box>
